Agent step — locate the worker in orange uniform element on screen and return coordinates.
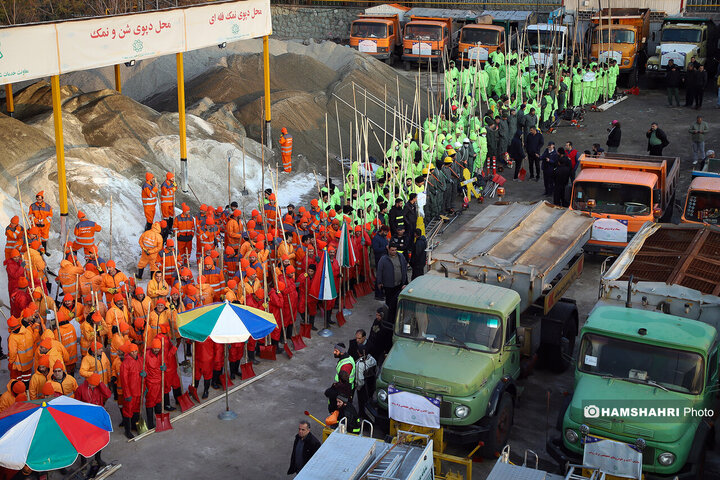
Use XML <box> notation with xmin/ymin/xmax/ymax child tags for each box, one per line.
<box><xmin>0</xmin><ymin>380</ymin><xmax>27</xmax><ymax>413</ymax></box>
<box><xmin>201</xmin><ymin>257</ymin><xmax>224</xmax><ymax>301</ymax></box>
<box><xmin>147</xmin><ymin>299</ymin><xmax>172</xmax><ymax>346</ymax></box>
<box><xmin>48</xmin><ymin>360</ymin><xmax>78</xmax><ymax>398</ymax></box>
<box><xmin>29</xmin><ymin>355</ymin><xmax>50</xmax><ymax>400</ymax></box>
<box><xmin>148</xmin><ymin>269</ymin><xmax>170</xmax><ymax>309</ymax></box>
<box><xmin>141</xmin><ymin>172</ymin><xmax>158</xmax><ymax>231</ymax></box>
<box><xmin>79</xmin><ymin>341</ymin><xmax>112</xmax><ymax>385</ymax></box>
<box><xmin>101</xmin><ymin>260</ymin><xmax>129</xmax><ymax>304</ymax></box>
<box><xmin>279</xmin><ymin>127</ymin><xmax>293</xmax><ymax>173</ymax></box>
<box><xmin>161</xmin><ymin>239</ymin><xmax>178</xmax><ymax>286</ymax></box>
<box><xmin>73</xmin><ymin>211</ymin><xmax>102</xmax><ymax>255</ymax></box>
<box><xmin>105</xmin><ymin>293</ymin><xmax>129</xmax><ymax>339</ymax></box>
<box><xmin>28</xmin><ymin>191</ymin><xmax>52</xmax><ymax>255</ymax></box>
<box><xmin>131</xmin><ymin>287</ymin><xmax>152</xmax><ymax>320</ymax></box>
<box><xmin>4</xmin><ymin>216</ymin><xmax>24</xmax><ymax>260</ymax></box>
<box><xmin>160</xmin><ymin>172</ymin><xmax>178</xmax><ymax>240</ymax></box>
<box><xmin>56</xmin><ymin>310</ymin><xmax>79</xmax><ymax>375</ymax></box>
<box><xmin>136</xmin><ymin>221</ymin><xmax>163</xmax><ymax>280</ymax></box>
<box><xmin>7</xmin><ymin>316</ymin><xmax>35</xmax><ymax>383</ymax></box>
<box><xmin>225</xmin><ymin>209</ymin><xmax>243</xmax><ymax>250</ymax></box>
<box><xmin>174</xmin><ymin>204</ymin><xmax>195</xmax><ymax>263</ymax></box>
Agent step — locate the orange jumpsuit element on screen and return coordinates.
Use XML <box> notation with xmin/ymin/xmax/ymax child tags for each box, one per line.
<box><xmin>174</xmin><ymin>210</ymin><xmax>196</xmax><ymax>260</ymax></box>
<box><xmin>57</xmin><ymin>259</ymin><xmax>84</xmax><ymax>299</ymax></box>
<box><xmin>141</xmin><ymin>178</ymin><xmax>158</xmax><ymax>224</ymax></box>
<box><xmin>7</xmin><ymin>325</ymin><xmax>36</xmax><ymax>381</ymax></box>
<box><xmin>79</xmin><ymin>351</ymin><xmax>112</xmax><ymax>385</ymax></box>
<box><xmin>4</xmin><ymin>220</ymin><xmax>23</xmax><ymax>260</ymax></box>
<box><xmin>137</xmin><ymin>223</ymin><xmax>163</xmax><ymax>270</ymax></box>
<box><xmin>73</xmin><ymin>217</ymin><xmax>102</xmax><ymax>254</ymax></box>
<box><xmin>160</xmin><ymin>177</ymin><xmax>177</xmax><ymax>219</ymax></box>
<box><xmin>29</xmin><ymin>200</ymin><xmax>52</xmax><ymax>241</ymax></box>
<box><xmin>101</xmin><ymin>269</ymin><xmax>129</xmax><ymax>304</ymax></box>
<box><xmin>279</xmin><ymin>133</ymin><xmax>293</xmax><ymax>173</ymax></box>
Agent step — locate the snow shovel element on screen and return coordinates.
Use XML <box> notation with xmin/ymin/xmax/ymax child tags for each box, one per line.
<box><xmin>187</xmin><ymin>342</ymin><xmax>200</xmax><ymax>403</ymax></box>
<box><xmin>336</xmin><ymin>309</ymin><xmax>346</xmax><ymax>327</ymax></box>
<box><xmin>240</xmin><ymin>347</ymin><xmax>255</xmax><ymax>380</ymax></box>
<box><xmin>156</xmin><ymin>339</ymin><xmax>173</xmax><ymax>432</ymax></box>
<box><xmin>219</xmin><ymin>373</ymin><xmax>234</xmax><ymax>389</ymax></box>
<box><xmin>259</xmin><ymin>337</ymin><xmax>277</xmax><ymax>360</ymax></box>
<box><xmin>176</xmin><ymin>390</ymin><xmax>195</xmax><ymax>412</ymax></box>
<box><xmin>291</xmin><ymin>322</ymin><xmax>306</xmax><ymax>351</ymax></box>
<box><xmin>300</xmin><ymin>322</ymin><xmax>312</xmax><ymax>339</ymax></box>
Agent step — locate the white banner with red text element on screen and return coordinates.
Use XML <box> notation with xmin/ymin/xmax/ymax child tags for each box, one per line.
<box><xmin>388</xmin><ymin>385</ymin><xmax>441</xmax><ymax>429</ymax></box>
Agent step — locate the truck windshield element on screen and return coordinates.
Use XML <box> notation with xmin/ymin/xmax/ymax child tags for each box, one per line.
<box><xmin>579</xmin><ymin>333</ymin><xmax>704</xmax><ymax>394</ymax></box>
<box><xmin>461</xmin><ymin>28</ymin><xmax>500</xmax><ymax>45</ymax></box>
<box><xmin>593</xmin><ymin>29</ymin><xmax>635</xmax><ymax>44</ymax></box>
<box><xmin>396</xmin><ymin>300</ymin><xmax>503</xmax><ymax>353</ymax></box>
<box><xmin>526</xmin><ymin>30</ymin><xmax>563</xmax><ymax>51</ymax></box>
<box><xmin>351</xmin><ymin>22</ymin><xmax>388</xmax><ymax>39</ymax></box>
<box><xmin>684</xmin><ymin>190</ymin><xmax>720</xmax><ymax>224</ymax></box>
<box><xmin>662</xmin><ymin>28</ymin><xmax>701</xmax><ymax>43</ymax></box>
<box><xmin>572</xmin><ymin>182</ymin><xmax>652</xmax><ymax>216</ymax></box>
<box><xmin>405</xmin><ymin>25</ymin><xmax>442</xmax><ymax>41</ymax></box>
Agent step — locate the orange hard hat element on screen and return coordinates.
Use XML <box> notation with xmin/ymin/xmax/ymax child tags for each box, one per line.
<box><xmin>269</xmin><ymin>193</ymin><xmax>276</xmax><ymax>201</ymax></box>
<box><xmin>240</xmin><ymin>258</ymin><xmax>250</xmax><ymax>269</ymax></box>
<box><xmin>53</xmin><ymin>360</ymin><xmax>64</xmax><ymax>371</ymax></box>
<box><xmin>135</xmin><ymin>287</ymin><xmax>144</xmax><ymax>296</ymax></box>
<box><xmin>204</xmin><ymin>256</ymin><xmax>213</xmax><ymax>266</ymax></box>
<box><xmin>7</xmin><ymin>316</ymin><xmax>20</xmax><ymax>329</ymax></box>
<box><xmin>225</xmin><ymin>246</ymin><xmax>235</xmax><ymax>256</ymax></box>
<box><xmin>129</xmin><ymin>343</ymin><xmax>139</xmax><ymax>353</ymax></box>
<box><xmin>134</xmin><ymin>318</ymin><xmax>145</xmax><ymax>330</ymax></box>
<box><xmin>78</xmin><ymin>211</ymin><xmax>86</xmax><ymax>219</ymax></box>
<box><xmin>10</xmin><ymin>248</ymin><xmax>20</xmax><ymax>258</ymax></box>
<box><xmin>145</xmin><ymin>172</ymin><xmax>154</xmax><ymax>181</ymax></box>
<box><xmin>166</xmin><ymin>239</ymin><xmax>175</xmax><ymax>247</ymax></box>
<box><xmin>151</xmin><ymin>338</ymin><xmax>162</xmax><ymax>349</ymax></box>
<box><xmin>281</xmin><ymin>127</ymin><xmax>288</xmax><ymax>134</ymax></box>
<box><xmin>40</xmin><ymin>338</ymin><xmax>52</xmax><ymax>350</ymax></box>
<box><xmin>39</xmin><ymin>355</ymin><xmax>50</xmax><ymax>368</ymax></box>
<box><xmin>10</xmin><ymin>216</ymin><xmax>19</xmax><ymax>224</ymax></box>
<box><xmin>12</xmin><ymin>381</ymin><xmax>26</xmax><ymax>395</ymax></box>
<box><xmin>166</xmin><ymin>172</ymin><xmax>174</xmax><ymax>180</ymax></box>
<box><xmin>156</xmin><ymin>298</ymin><xmax>167</xmax><ymax>306</ymax></box>
<box><xmin>233</xmin><ymin>209</ymin><xmax>241</xmax><ymax>217</ymax></box>
<box><xmin>106</xmin><ymin>260</ymin><xmax>116</xmax><ymax>269</ymax></box>
<box><xmin>113</xmin><ymin>293</ymin><xmax>123</xmax><ymax>303</ymax></box>
<box><xmin>182</xmin><ymin>204</ymin><xmax>190</xmax><ymax>213</ymax></box>
<box><xmin>227</xmin><ymin>279</ymin><xmax>237</xmax><ymax>289</ymax></box>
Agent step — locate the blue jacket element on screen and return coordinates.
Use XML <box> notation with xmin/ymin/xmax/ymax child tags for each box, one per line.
<box><xmin>372</xmin><ymin>233</ymin><xmax>389</xmax><ymax>264</ymax></box>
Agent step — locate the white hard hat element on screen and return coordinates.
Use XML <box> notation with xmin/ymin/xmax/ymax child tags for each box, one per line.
<box><xmin>707</xmin><ymin>150</ymin><xmax>715</xmax><ymax>157</ymax></box>
<box><xmin>463</xmin><ymin>138</ymin><xmax>470</xmax><ymax>143</ymax></box>
<box><xmin>454</xmin><ymin>141</ymin><xmax>462</xmax><ymax>148</ymax></box>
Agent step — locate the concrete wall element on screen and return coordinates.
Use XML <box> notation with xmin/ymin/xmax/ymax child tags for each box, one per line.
<box><xmin>271</xmin><ymin>5</ymin><xmax>364</xmax><ymax>41</ymax></box>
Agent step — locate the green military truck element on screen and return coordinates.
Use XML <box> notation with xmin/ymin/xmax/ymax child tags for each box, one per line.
<box><xmin>646</xmin><ymin>16</ymin><xmax>719</xmax><ymax>79</ymax></box>
<box><xmin>548</xmin><ymin>223</ymin><xmax>720</xmax><ymax>478</ymax></box>
<box><xmin>365</xmin><ymin>202</ymin><xmax>593</xmax><ymax>455</ymax></box>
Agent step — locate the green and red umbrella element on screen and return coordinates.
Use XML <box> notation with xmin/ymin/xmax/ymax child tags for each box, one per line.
<box><xmin>0</xmin><ymin>396</ymin><xmax>112</xmax><ymax>471</ymax></box>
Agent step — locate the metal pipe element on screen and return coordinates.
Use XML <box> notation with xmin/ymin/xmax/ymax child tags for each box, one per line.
<box><xmin>263</xmin><ymin>35</ymin><xmax>272</xmax><ymax>149</ymax></box>
<box><xmin>51</xmin><ymin>75</ymin><xmax>68</xmax><ymax>245</ymax></box>
<box><xmin>5</xmin><ymin>84</ymin><xmax>14</xmax><ymax>117</ymax></box>
<box><xmin>114</xmin><ymin>64</ymin><xmax>122</xmax><ymax>93</ymax></box>
<box><xmin>176</xmin><ymin>52</ymin><xmax>188</xmax><ymax>193</ymax></box>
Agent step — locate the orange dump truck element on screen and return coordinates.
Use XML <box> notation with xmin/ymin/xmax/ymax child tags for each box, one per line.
<box><xmin>458</xmin><ymin>15</ymin><xmax>500</xmax><ymax>63</ymax></box>
<box><xmin>590</xmin><ymin>8</ymin><xmax>650</xmax><ymax>86</ymax></box>
<box><xmin>570</xmin><ymin>153</ymin><xmax>680</xmax><ymax>254</ymax></box>
<box><xmin>350</xmin><ymin>14</ymin><xmax>404</xmax><ymax>64</ymax></box>
<box><xmin>401</xmin><ymin>8</ymin><xmax>477</xmax><ymax>70</ymax></box>
<box><xmin>682</xmin><ymin>177</ymin><xmax>720</xmax><ymax>225</ymax></box>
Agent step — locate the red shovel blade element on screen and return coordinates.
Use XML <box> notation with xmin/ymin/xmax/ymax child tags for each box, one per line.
<box><xmin>240</xmin><ymin>362</ymin><xmax>256</xmax><ymax>379</ymax></box>
<box><xmin>188</xmin><ymin>385</ymin><xmax>200</xmax><ymax>403</ymax></box>
<box><xmin>283</xmin><ymin>343</ymin><xmax>294</xmax><ymax>358</ymax></box>
<box><xmin>292</xmin><ymin>334</ymin><xmax>306</xmax><ymax>350</ymax></box>
<box><xmin>177</xmin><ymin>392</ymin><xmax>195</xmax><ymax>412</ymax></box>
<box><xmin>155</xmin><ymin>413</ymin><xmax>172</xmax><ymax>432</ymax></box>
<box><xmin>519</xmin><ymin>168</ymin><xmax>527</xmax><ymax>181</ymax></box>
<box><xmin>219</xmin><ymin>373</ymin><xmax>234</xmax><ymax>389</ymax></box>
<box><xmin>259</xmin><ymin>344</ymin><xmax>277</xmax><ymax>360</ymax></box>
<box><xmin>336</xmin><ymin>310</ymin><xmax>346</xmax><ymax>326</ymax></box>
<box><xmin>300</xmin><ymin>323</ymin><xmax>312</xmax><ymax>339</ymax></box>
<box><xmin>344</xmin><ymin>296</ymin><xmax>353</xmax><ymax>310</ymax></box>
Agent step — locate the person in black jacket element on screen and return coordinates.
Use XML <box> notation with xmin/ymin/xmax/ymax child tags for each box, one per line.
<box><xmin>402</xmin><ymin>194</ymin><xmax>418</xmax><ymax>254</ymax></box>
<box><xmin>685</xmin><ymin>64</ymin><xmax>698</xmax><ymax>107</ymax></box>
<box><xmin>665</xmin><ymin>62</ymin><xmax>681</xmax><ymax>107</ymax></box>
<box><xmin>525</xmin><ymin>126</ymin><xmax>544</xmax><ymax>181</ymax></box>
<box><xmin>387</xmin><ymin>198</ymin><xmax>404</xmax><ymax>237</ymax></box>
<box><xmin>410</xmin><ymin>229</ymin><xmax>427</xmax><ymax>280</ymax></box>
<box><xmin>606</xmin><ymin>120</ymin><xmax>621</xmax><ymax>153</ymax></box>
<box><xmin>287</xmin><ymin>420</ymin><xmax>321</xmax><ymax>474</ymax></box>
<box><xmin>553</xmin><ymin>152</ymin><xmax>573</xmax><ymax>207</ymax></box>
<box><xmin>694</xmin><ymin>65</ymin><xmax>708</xmax><ymax>109</ymax></box>
<box><xmin>509</xmin><ymin>131</ymin><xmax>525</xmax><ymax>180</ymax></box>
<box><xmin>646</xmin><ymin>122</ymin><xmax>670</xmax><ymax>156</ymax></box>
<box><xmin>540</xmin><ymin>142</ymin><xmax>559</xmax><ymax>196</ymax></box>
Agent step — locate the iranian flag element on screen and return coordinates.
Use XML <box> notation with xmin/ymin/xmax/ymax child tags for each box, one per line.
<box><xmin>310</xmin><ymin>249</ymin><xmax>337</xmax><ymax>300</ymax></box>
<box><xmin>336</xmin><ymin>221</ymin><xmax>357</xmax><ymax>268</ymax></box>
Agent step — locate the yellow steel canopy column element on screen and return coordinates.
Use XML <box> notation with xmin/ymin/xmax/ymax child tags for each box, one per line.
<box><xmin>5</xmin><ymin>84</ymin><xmax>14</xmax><ymax>117</ymax></box>
<box><xmin>177</xmin><ymin>52</ymin><xmax>188</xmax><ymax>193</ymax></box>
<box><xmin>114</xmin><ymin>64</ymin><xmax>122</xmax><ymax>93</ymax></box>
<box><xmin>263</xmin><ymin>35</ymin><xmax>271</xmax><ymax>149</ymax></box>
<box><xmin>51</xmin><ymin>75</ymin><xmax>69</xmax><ymax>245</ymax></box>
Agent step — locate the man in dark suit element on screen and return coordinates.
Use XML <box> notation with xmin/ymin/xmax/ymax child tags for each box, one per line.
<box><xmin>287</xmin><ymin>420</ymin><xmax>321</xmax><ymax>475</ymax></box>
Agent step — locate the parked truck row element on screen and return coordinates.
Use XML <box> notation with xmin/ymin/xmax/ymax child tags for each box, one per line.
<box><xmin>365</xmin><ymin>151</ymin><xmax>720</xmax><ymax>478</ymax></box>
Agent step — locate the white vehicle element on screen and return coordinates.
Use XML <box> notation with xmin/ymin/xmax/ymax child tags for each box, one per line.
<box><xmin>525</xmin><ymin>23</ymin><xmax>569</xmax><ymax>68</ymax></box>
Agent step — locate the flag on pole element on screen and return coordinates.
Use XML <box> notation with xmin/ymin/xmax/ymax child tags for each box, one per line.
<box><xmin>336</xmin><ymin>221</ymin><xmax>357</xmax><ymax>268</ymax></box>
<box><xmin>310</xmin><ymin>249</ymin><xmax>337</xmax><ymax>300</ymax></box>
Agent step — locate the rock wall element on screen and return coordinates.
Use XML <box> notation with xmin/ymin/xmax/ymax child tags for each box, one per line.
<box><xmin>271</xmin><ymin>5</ymin><xmax>364</xmax><ymax>41</ymax></box>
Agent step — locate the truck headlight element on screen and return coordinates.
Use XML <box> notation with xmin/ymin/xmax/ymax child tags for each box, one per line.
<box><xmin>623</xmin><ymin>59</ymin><xmax>630</xmax><ymax>65</ymax></box>
<box><xmin>377</xmin><ymin>389</ymin><xmax>388</xmax><ymax>402</ymax></box>
<box><xmin>455</xmin><ymin>405</ymin><xmax>470</xmax><ymax>418</ymax></box>
<box><xmin>565</xmin><ymin>428</ymin><xmax>579</xmax><ymax>443</ymax></box>
<box><xmin>658</xmin><ymin>452</ymin><xmax>676</xmax><ymax>466</ymax></box>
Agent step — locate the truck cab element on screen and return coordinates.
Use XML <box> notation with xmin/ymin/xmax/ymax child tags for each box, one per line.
<box><xmin>548</xmin><ymin>305</ymin><xmax>718</xmax><ymax>479</ymax></box>
<box><xmin>646</xmin><ymin>17</ymin><xmax>719</xmax><ymax>76</ymax></box>
<box><xmin>349</xmin><ymin>15</ymin><xmax>402</xmax><ymax>63</ymax></box>
<box><xmin>682</xmin><ymin>177</ymin><xmax>720</xmax><ymax>225</ymax></box>
<box><xmin>589</xmin><ymin>8</ymin><xmax>650</xmax><ymax>86</ymax></box>
<box><xmin>525</xmin><ymin>24</ymin><xmax>568</xmax><ymax>68</ymax></box>
<box><xmin>458</xmin><ymin>23</ymin><xmax>505</xmax><ymax>63</ymax></box>
<box><xmin>402</xmin><ymin>17</ymin><xmax>452</xmax><ymax>67</ymax></box>
<box><xmin>372</xmin><ymin>276</ymin><xmax>522</xmax><ymax>452</ymax></box>
<box><xmin>571</xmin><ymin>153</ymin><xmax>679</xmax><ymax>254</ymax></box>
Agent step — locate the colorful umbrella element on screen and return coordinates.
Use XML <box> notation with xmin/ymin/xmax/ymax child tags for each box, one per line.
<box><xmin>0</xmin><ymin>396</ymin><xmax>112</xmax><ymax>471</ymax></box>
<box><xmin>336</xmin><ymin>221</ymin><xmax>357</xmax><ymax>268</ymax></box>
<box><xmin>310</xmin><ymin>249</ymin><xmax>337</xmax><ymax>301</ymax></box>
<box><xmin>177</xmin><ymin>301</ymin><xmax>277</xmax><ymax>343</ymax></box>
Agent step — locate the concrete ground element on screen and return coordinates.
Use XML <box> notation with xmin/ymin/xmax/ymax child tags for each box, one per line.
<box><xmin>1</xmin><ymin>77</ymin><xmax>719</xmax><ymax>479</ymax></box>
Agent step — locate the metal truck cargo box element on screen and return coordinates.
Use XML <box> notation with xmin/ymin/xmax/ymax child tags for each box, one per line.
<box><xmin>600</xmin><ymin>222</ymin><xmax>720</xmax><ymax>328</ymax></box>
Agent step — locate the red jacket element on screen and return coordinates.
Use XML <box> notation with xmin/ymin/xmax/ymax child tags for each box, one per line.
<box><xmin>119</xmin><ymin>354</ymin><xmax>143</xmax><ymax>398</ymax></box>
<box><xmin>75</xmin><ymin>380</ymin><xmax>112</xmax><ymax>407</ymax></box>
<box><xmin>4</xmin><ymin>258</ymin><xmax>25</xmax><ymax>297</ymax></box>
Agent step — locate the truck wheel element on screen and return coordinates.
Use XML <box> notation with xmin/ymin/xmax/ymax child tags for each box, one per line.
<box><xmin>404</xmin><ymin>61</ymin><xmax>411</xmax><ymax>71</ymax></box>
<box><xmin>482</xmin><ymin>394</ymin><xmax>513</xmax><ymax>458</ymax></box>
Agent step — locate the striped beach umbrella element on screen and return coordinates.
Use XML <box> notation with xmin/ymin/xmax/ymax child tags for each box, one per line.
<box><xmin>0</xmin><ymin>396</ymin><xmax>112</xmax><ymax>471</ymax></box>
<box><xmin>177</xmin><ymin>301</ymin><xmax>277</xmax><ymax>343</ymax></box>
<box><xmin>336</xmin><ymin>221</ymin><xmax>357</xmax><ymax>268</ymax></box>
<box><xmin>310</xmin><ymin>249</ymin><xmax>337</xmax><ymax>301</ymax></box>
